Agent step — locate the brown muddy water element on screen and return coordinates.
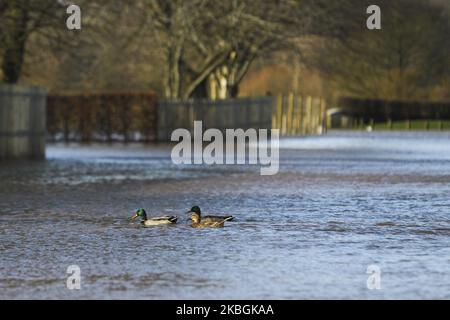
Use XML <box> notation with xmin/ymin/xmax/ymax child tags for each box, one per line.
<box><xmin>0</xmin><ymin>131</ymin><xmax>449</xmax><ymax>299</ymax></box>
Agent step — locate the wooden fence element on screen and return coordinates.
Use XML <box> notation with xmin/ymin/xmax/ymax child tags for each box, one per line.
<box><xmin>0</xmin><ymin>85</ymin><xmax>46</xmax><ymax>159</ymax></box>
<box><xmin>272</xmin><ymin>94</ymin><xmax>327</xmax><ymax>136</ymax></box>
<box><xmin>158</xmin><ymin>97</ymin><xmax>273</xmax><ymax>140</ymax></box>
<box><xmin>46</xmin><ymin>93</ymin><xmax>326</xmax><ymax>142</ymax></box>
<box><xmin>47</xmin><ymin>92</ymin><xmax>157</xmax><ymax>142</ymax></box>
<box><xmin>158</xmin><ymin>95</ymin><xmax>327</xmax><ymax>141</ymax></box>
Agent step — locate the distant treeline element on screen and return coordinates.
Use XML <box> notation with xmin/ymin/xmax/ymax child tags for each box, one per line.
<box><xmin>47</xmin><ymin>93</ymin><xmax>157</xmax><ymax>142</ymax></box>
<box><xmin>1</xmin><ymin>1</ymin><xmax>447</xmax><ymax>102</ymax></box>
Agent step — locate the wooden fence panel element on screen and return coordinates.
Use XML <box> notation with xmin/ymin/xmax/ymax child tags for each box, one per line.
<box><xmin>0</xmin><ymin>85</ymin><xmax>46</xmax><ymax>159</ymax></box>
<box><xmin>158</xmin><ymin>95</ymin><xmax>326</xmax><ymax>141</ymax></box>
<box><xmin>47</xmin><ymin>92</ymin><xmax>157</xmax><ymax>142</ymax></box>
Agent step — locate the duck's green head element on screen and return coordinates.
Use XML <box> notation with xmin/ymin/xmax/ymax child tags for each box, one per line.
<box><xmin>187</xmin><ymin>206</ymin><xmax>201</xmax><ymax>216</ymax></box>
<box><xmin>131</xmin><ymin>209</ymin><xmax>147</xmax><ymax>221</ymax></box>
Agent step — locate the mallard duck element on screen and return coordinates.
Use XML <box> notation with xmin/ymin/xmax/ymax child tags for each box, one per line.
<box><xmin>186</xmin><ymin>206</ymin><xmax>234</xmax><ymax>223</ymax></box>
<box><xmin>187</xmin><ymin>206</ymin><xmax>234</xmax><ymax>228</ymax></box>
<box><xmin>190</xmin><ymin>212</ymin><xmax>233</xmax><ymax>228</ymax></box>
<box><xmin>131</xmin><ymin>209</ymin><xmax>178</xmax><ymax>227</ymax></box>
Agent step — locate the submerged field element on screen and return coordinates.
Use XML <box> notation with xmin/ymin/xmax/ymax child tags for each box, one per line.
<box><xmin>0</xmin><ymin>131</ymin><xmax>449</xmax><ymax>299</ymax></box>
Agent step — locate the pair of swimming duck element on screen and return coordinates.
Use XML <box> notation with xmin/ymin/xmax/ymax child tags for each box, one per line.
<box><xmin>131</xmin><ymin>206</ymin><xmax>234</xmax><ymax>228</ymax></box>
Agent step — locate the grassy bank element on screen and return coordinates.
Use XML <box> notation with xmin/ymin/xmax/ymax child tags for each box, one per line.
<box><xmin>352</xmin><ymin>120</ymin><xmax>450</xmax><ymax>131</ymax></box>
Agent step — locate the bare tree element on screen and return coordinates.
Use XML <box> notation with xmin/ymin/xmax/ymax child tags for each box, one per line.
<box><xmin>141</xmin><ymin>0</ymin><xmax>314</xmax><ymax>100</ymax></box>
<box><xmin>0</xmin><ymin>0</ymin><xmax>69</xmax><ymax>83</ymax></box>
<box><xmin>0</xmin><ymin>0</ymin><xmax>121</xmax><ymax>85</ymax></box>
<box><xmin>305</xmin><ymin>0</ymin><xmax>450</xmax><ymax>100</ymax></box>
<box><xmin>11</xmin><ymin>0</ymin><xmax>447</xmax><ymax>102</ymax></box>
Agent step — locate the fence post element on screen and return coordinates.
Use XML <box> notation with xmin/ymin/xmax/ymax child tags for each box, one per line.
<box><xmin>0</xmin><ymin>85</ymin><xmax>46</xmax><ymax>159</ymax></box>
<box><xmin>320</xmin><ymin>99</ymin><xmax>327</xmax><ymax>134</ymax></box>
<box><xmin>273</xmin><ymin>95</ymin><xmax>283</xmax><ymax>131</ymax></box>
<box><xmin>295</xmin><ymin>96</ymin><xmax>303</xmax><ymax>135</ymax></box>
<box><xmin>405</xmin><ymin>119</ymin><xmax>411</xmax><ymax>130</ymax></box>
<box><xmin>286</xmin><ymin>93</ymin><xmax>294</xmax><ymax>135</ymax></box>
<box><xmin>305</xmin><ymin>96</ymin><xmax>313</xmax><ymax>135</ymax></box>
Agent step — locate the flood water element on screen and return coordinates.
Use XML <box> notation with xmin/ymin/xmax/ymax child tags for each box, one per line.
<box><xmin>1</xmin><ymin>131</ymin><xmax>449</xmax><ymax>299</ymax></box>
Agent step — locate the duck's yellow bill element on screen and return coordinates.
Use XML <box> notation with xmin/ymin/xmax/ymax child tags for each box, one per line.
<box><xmin>131</xmin><ymin>214</ymin><xmax>139</xmax><ymax>221</ymax></box>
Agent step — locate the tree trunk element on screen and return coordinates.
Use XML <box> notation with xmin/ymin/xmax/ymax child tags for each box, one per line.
<box><xmin>164</xmin><ymin>44</ymin><xmax>183</xmax><ymax>99</ymax></box>
<box><xmin>227</xmin><ymin>83</ymin><xmax>239</xmax><ymax>98</ymax></box>
<box><xmin>191</xmin><ymin>78</ymin><xmax>209</xmax><ymax>98</ymax></box>
<box><xmin>1</xmin><ymin>7</ymin><xmax>28</xmax><ymax>84</ymax></box>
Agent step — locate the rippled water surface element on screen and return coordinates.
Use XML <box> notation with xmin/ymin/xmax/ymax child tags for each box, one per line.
<box><xmin>1</xmin><ymin>131</ymin><xmax>449</xmax><ymax>299</ymax></box>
